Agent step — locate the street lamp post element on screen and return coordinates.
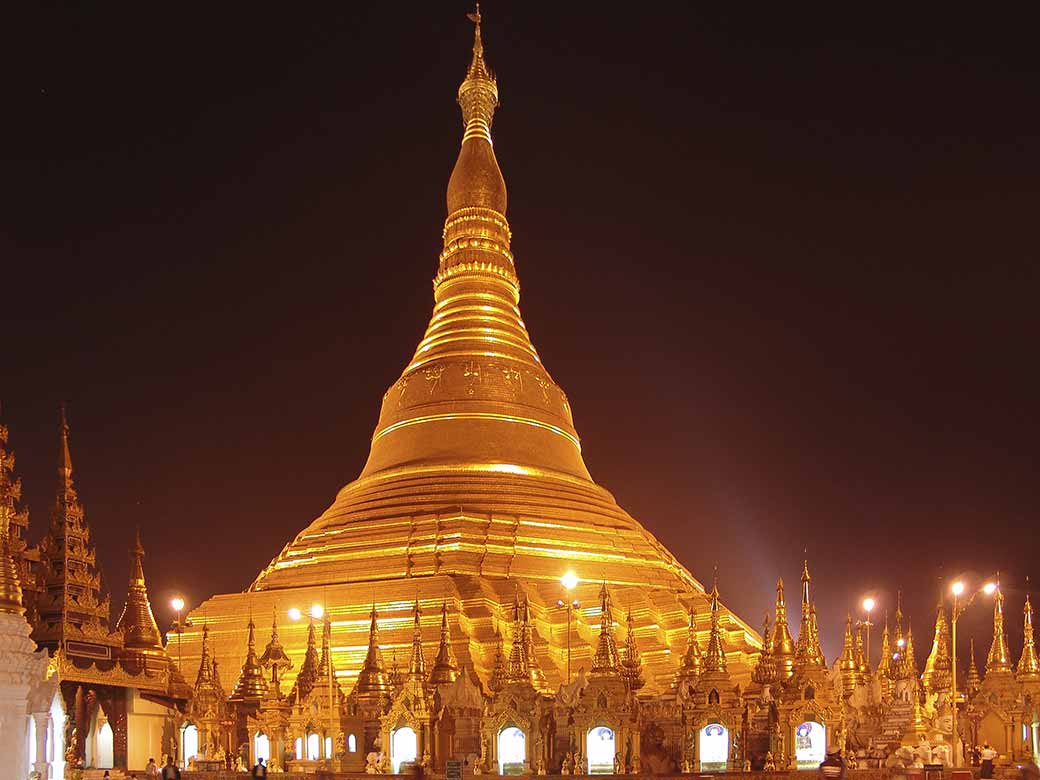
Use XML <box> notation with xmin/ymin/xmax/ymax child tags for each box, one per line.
<box><xmin>557</xmin><ymin>571</ymin><xmax>580</xmax><ymax>685</ymax></box>
<box><xmin>171</xmin><ymin>597</ymin><xmax>186</xmax><ymax>671</ymax></box>
<box><xmin>862</xmin><ymin>597</ymin><xmax>875</xmax><ymax>672</ymax></box>
<box><xmin>950</xmin><ymin>579</ymin><xmax>996</xmax><ymax>767</ymax></box>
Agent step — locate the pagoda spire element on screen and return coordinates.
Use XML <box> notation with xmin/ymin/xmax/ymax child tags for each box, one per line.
<box><xmin>506</xmin><ymin>588</ymin><xmax>546</xmax><ymax>687</ymax></box>
<box><xmin>621</xmin><ymin>607</ymin><xmax>645</xmax><ymax>690</ymax></box>
<box><xmin>314</xmin><ymin>611</ymin><xmax>342</xmax><ymax>699</ymax></box>
<box><xmin>488</xmin><ymin>630</ymin><xmax>506</xmax><ymax>693</ymax></box>
<box><xmin>259</xmin><ymin>608</ymin><xmax>293</xmax><ymax>698</ymax></box>
<box><xmin>354</xmin><ymin>604</ymin><xmax>392</xmax><ymax>700</ymax></box>
<box><xmin>771</xmin><ymin>577</ymin><xmax>796</xmax><ymax>680</ymax></box>
<box><xmin>229</xmin><ymin>613</ymin><xmax>268</xmax><ymax>702</ymax></box>
<box><xmin>893</xmin><ymin>589</ymin><xmax>905</xmax><ymax>649</ymax></box>
<box><xmin>292</xmin><ymin>617</ymin><xmax>320</xmax><ymax>702</ymax></box>
<box><xmin>407</xmin><ymin>597</ymin><xmax>427</xmax><ymax>682</ymax></box>
<box><xmin>985</xmin><ymin>576</ymin><xmax>1013</xmax><ymax>675</ymax></box>
<box><xmin>677</xmin><ymin>601</ymin><xmax>703</xmax><ymax>686</ymax></box>
<box><xmin>0</xmin><ymin>405</ymin><xmax>32</xmax><ymax>607</ymax></box>
<box><xmin>701</xmin><ymin>569</ymin><xmax>728</xmax><ymax>674</ymax></box>
<box><xmin>195</xmin><ymin>623</ymin><xmax>214</xmax><ymax>688</ymax></box>
<box><xmin>965</xmin><ymin>638</ymin><xmax>982</xmax><ymax>696</ymax></box>
<box><xmin>752</xmin><ymin>611</ymin><xmax>778</xmax><ymax>686</ymax></box>
<box><xmin>838</xmin><ymin>613</ymin><xmax>863</xmax><ymax>696</ymax></box>
<box><xmin>794</xmin><ymin>560</ymin><xmax>824</xmax><ymax>671</ymax></box>
<box><xmin>902</xmin><ymin>619</ymin><xmax>920</xmax><ymax>679</ymax></box>
<box><xmin>0</xmin><ymin>410</ymin><xmax>25</xmax><ymax>616</ymax></box>
<box><xmin>35</xmin><ymin>406</ymin><xmax>112</xmax><ymax>651</ymax></box>
<box><xmin>854</xmin><ymin>621</ymin><xmax>869</xmax><ymax>677</ymax></box>
<box><xmin>590</xmin><ymin>582</ymin><xmax>621</xmax><ymax>676</ymax></box>
<box><xmin>115</xmin><ymin>528</ymin><xmax>163</xmax><ymax>651</ymax></box>
<box><xmin>430</xmin><ymin>601</ymin><xmax>460</xmax><ymax>686</ymax></box>
<box><xmin>922</xmin><ymin>599</ymin><xmax>952</xmax><ymax>694</ymax></box>
<box><xmin>877</xmin><ymin>613</ymin><xmax>894</xmax><ymax>699</ymax></box>
<box><xmin>1016</xmin><ymin>592</ymin><xmax>1039</xmax><ymax>681</ymax></box>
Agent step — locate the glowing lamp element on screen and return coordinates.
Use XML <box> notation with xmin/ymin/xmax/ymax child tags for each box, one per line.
<box><xmin>561</xmin><ymin>571</ymin><xmax>579</xmax><ymax>590</ymax></box>
<box><xmin>310</xmin><ymin>604</ymin><xmax>325</xmax><ymax>620</ymax></box>
<box><xmin>951</xmin><ymin>581</ymin><xmax>965</xmax><ymax>596</ymax></box>
<box><xmin>983</xmin><ymin>582</ymin><xmax>996</xmax><ymax>595</ymax></box>
<box><xmin>171</xmin><ymin>597</ymin><xmax>185</xmax><ymax>612</ymax></box>
<box><xmin>897</xmin><ymin>638</ymin><xmax>905</xmax><ymax>648</ymax></box>
<box><xmin>288</xmin><ymin>607</ymin><xmax>302</xmax><ymax>621</ymax></box>
<box><xmin>862</xmin><ymin>597</ymin><xmax>875</xmax><ymax>613</ymax></box>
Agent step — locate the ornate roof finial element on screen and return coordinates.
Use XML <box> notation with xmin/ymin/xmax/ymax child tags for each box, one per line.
<box><xmin>621</xmin><ymin>607</ymin><xmax>645</xmax><ymax>690</ymax></box>
<box><xmin>115</xmin><ymin>528</ymin><xmax>163</xmax><ymax>650</ymax></box>
<box><xmin>590</xmin><ymin>581</ymin><xmax>621</xmax><ymax>677</ymax></box>
<box><xmin>430</xmin><ymin>601</ymin><xmax>460</xmax><ymax>686</ymax></box>
<box><xmin>795</xmin><ymin>559</ymin><xmax>824</xmax><ymax>671</ymax></box>
<box><xmin>677</xmin><ymin>599</ymin><xmax>703</xmax><ymax>685</ymax></box>
<box><xmin>229</xmin><ymin>614</ymin><xmax>268</xmax><ymax>702</ymax></box>
<box><xmin>966</xmin><ymin>637</ymin><xmax>982</xmax><ymax>695</ymax></box>
<box><xmin>771</xmin><ymin>576</ymin><xmax>796</xmax><ymax>680</ymax></box>
<box><xmin>0</xmin><ymin>411</ymin><xmax>25</xmax><ymax>617</ymax></box>
<box><xmin>354</xmin><ymin>603</ymin><xmax>392</xmax><ymax>700</ymax></box>
<box><xmin>922</xmin><ymin>600</ymin><xmax>952</xmax><ymax>694</ymax></box>
<box><xmin>986</xmin><ymin>574</ymin><xmax>1012</xmax><ymax>675</ymax></box>
<box><xmin>701</xmin><ymin>568</ymin><xmax>728</xmax><ymax>674</ymax></box>
<box><xmin>752</xmin><ymin>611</ymin><xmax>777</xmax><ymax>686</ymax></box>
<box><xmin>259</xmin><ymin>608</ymin><xmax>292</xmax><ymax>698</ymax></box>
<box><xmin>838</xmin><ymin>612</ymin><xmax>864</xmax><ymax>696</ymax></box>
<box><xmin>1016</xmin><ymin>587</ymin><xmax>1039</xmax><ymax>681</ymax></box>
<box><xmin>408</xmin><ymin>596</ymin><xmax>427</xmax><ymax>680</ymax></box>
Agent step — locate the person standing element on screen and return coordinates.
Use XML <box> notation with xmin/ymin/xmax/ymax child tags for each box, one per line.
<box><xmin>252</xmin><ymin>756</ymin><xmax>268</xmax><ymax>778</ymax></box>
<box><xmin>979</xmin><ymin>743</ymin><xmax>997</xmax><ymax>779</ymax></box>
<box><xmin>145</xmin><ymin>757</ymin><xmax>159</xmax><ymax>779</ymax></box>
<box><xmin>161</xmin><ymin>755</ymin><xmax>182</xmax><ymax>780</ymax></box>
<box><xmin>819</xmin><ymin>746</ymin><xmax>847</xmax><ymax>780</ymax></box>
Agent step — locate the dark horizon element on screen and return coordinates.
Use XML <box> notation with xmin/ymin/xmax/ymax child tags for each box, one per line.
<box><xmin>4</xmin><ymin>3</ymin><xmax>1038</xmax><ymax>665</ymax></box>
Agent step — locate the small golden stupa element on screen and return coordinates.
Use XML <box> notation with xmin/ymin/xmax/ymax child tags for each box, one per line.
<box><xmin>185</xmin><ymin>9</ymin><xmax>760</xmax><ymax>700</ymax></box>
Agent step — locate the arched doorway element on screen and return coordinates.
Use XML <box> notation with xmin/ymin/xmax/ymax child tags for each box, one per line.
<box><xmin>586</xmin><ymin>726</ymin><xmax>615</xmax><ymax>774</ymax></box>
<box><xmin>699</xmin><ymin>723</ymin><xmax>729</xmax><ymax>771</ymax></box>
<box><xmin>498</xmin><ymin>727</ymin><xmax>526</xmax><ymax>774</ymax></box>
<box><xmin>181</xmin><ymin>723</ymin><xmax>198</xmax><ymax>766</ymax></box>
<box><xmin>294</xmin><ymin>737</ymin><xmax>303</xmax><ymax>761</ymax></box>
<box><xmin>348</xmin><ymin>733</ymin><xmax>357</xmax><ymax>753</ymax></box>
<box><xmin>307</xmin><ymin>732</ymin><xmax>321</xmax><ymax>761</ymax></box>
<box><xmin>96</xmin><ymin>721</ymin><xmax>114</xmax><ymax>769</ymax></box>
<box><xmin>391</xmin><ymin>727</ymin><xmax>417</xmax><ymax>773</ymax></box>
<box><xmin>255</xmin><ymin>732</ymin><xmax>270</xmax><ymax>763</ymax></box>
<box><xmin>795</xmin><ymin>721</ymin><xmax>825</xmax><ymax>769</ymax></box>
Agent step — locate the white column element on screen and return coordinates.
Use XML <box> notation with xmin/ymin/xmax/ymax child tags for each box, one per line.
<box><xmin>33</xmin><ymin>711</ymin><xmax>50</xmax><ymax>780</ymax></box>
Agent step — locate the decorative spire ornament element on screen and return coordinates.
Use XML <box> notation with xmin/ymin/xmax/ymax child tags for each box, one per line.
<box><xmin>838</xmin><ymin>613</ymin><xmax>864</xmax><ymax>696</ymax></box>
<box><xmin>115</xmin><ymin>528</ymin><xmax>163</xmax><ymax>652</ymax></box>
<box><xmin>621</xmin><ymin>608</ymin><xmax>645</xmax><ymax>690</ymax></box>
<box><xmin>985</xmin><ymin>576</ymin><xmax>1013</xmax><ymax>675</ymax></box>
<box><xmin>430</xmin><ymin>601</ymin><xmax>460</xmax><ymax>686</ymax></box>
<box><xmin>354</xmin><ymin>604</ymin><xmax>392</xmax><ymax>700</ymax></box>
<box><xmin>259</xmin><ymin>608</ymin><xmax>292</xmax><ymax>698</ymax></box>
<box><xmin>590</xmin><ymin>582</ymin><xmax>621</xmax><ymax>676</ymax></box>
<box><xmin>677</xmin><ymin>601</ymin><xmax>703</xmax><ymax>686</ymax></box>
<box><xmin>1016</xmin><ymin>592</ymin><xmax>1039</xmax><ymax>681</ymax></box>
<box><xmin>752</xmin><ymin>612</ymin><xmax>778</xmax><ymax>686</ymax></box>
<box><xmin>229</xmin><ymin>613</ymin><xmax>268</xmax><ymax>702</ymax></box>
<box><xmin>771</xmin><ymin>577</ymin><xmax>796</xmax><ymax>680</ymax></box>
<box><xmin>0</xmin><ymin>406</ymin><xmax>29</xmax><ymax>615</ymax></box>
<box><xmin>701</xmin><ymin>569</ymin><xmax>728</xmax><ymax>675</ymax></box>
<box><xmin>965</xmin><ymin>638</ymin><xmax>982</xmax><ymax>696</ymax></box>
<box><xmin>922</xmin><ymin>600</ymin><xmax>952</xmax><ymax>694</ymax></box>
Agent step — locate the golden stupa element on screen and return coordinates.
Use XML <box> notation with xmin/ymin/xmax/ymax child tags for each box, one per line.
<box><xmin>186</xmin><ymin>12</ymin><xmax>760</xmax><ymax>698</ymax></box>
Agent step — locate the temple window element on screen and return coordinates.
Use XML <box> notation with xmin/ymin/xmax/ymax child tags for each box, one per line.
<box><xmin>699</xmin><ymin>723</ymin><xmax>729</xmax><ymax>771</ymax></box>
<box><xmin>348</xmin><ymin>733</ymin><xmax>357</xmax><ymax>753</ymax></box>
<box><xmin>307</xmin><ymin>732</ymin><xmax>320</xmax><ymax>761</ymax></box>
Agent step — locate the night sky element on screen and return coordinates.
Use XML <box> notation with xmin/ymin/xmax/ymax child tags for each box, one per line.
<box><xmin>5</xmin><ymin>4</ymin><xmax>1038</xmax><ymax>665</ymax></box>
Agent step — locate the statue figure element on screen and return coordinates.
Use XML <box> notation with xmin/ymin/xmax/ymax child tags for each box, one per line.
<box><xmin>763</xmin><ymin>752</ymin><xmax>776</xmax><ymax>771</ymax></box>
<box><xmin>536</xmin><ymin>756</ymin><xmax>547</xmax><ymax>775</ymax></box>
<box><xmin>682</xmin><ymin>756</ymin><xmax>693</xmax><ymax>773</ymax></box>
<box><xmin>847</xmin><ymin>751</ymin><xmax>859</xmax><ymax>770</ymax></box>
<box><xmin>743</xmin><ymin>758</ymin><xmax>751</xmax><ymax>771</ymax></box>
<box><xmin>562</xmin><ymin>752</ymin><xmax>573</xmax><ymax>774</ymax></box>
<box><xmin>614</xmin><ymin>752</ymin><xmax>624</xmax><ymax>774</ymax></box>
<box><xmin>577</xmin><ymin>753</ymin><xmax>587</xmax><ymax>774</ymax></box>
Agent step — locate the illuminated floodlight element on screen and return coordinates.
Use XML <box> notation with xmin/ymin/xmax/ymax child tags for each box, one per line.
<box><xmin>951</xmin><ymin>581</ymin><xmax>965</xmax><ymax>596</ymax></box>
<box><xmin>897</xmin><ymin>638</ymin><xmax>905</xmax><ymax>648</ymax></box>
<box><xmin>171</xmin><ymin>597</ymin><xmax>185</xmax><ymax>612</ymax></box>
<box><xmin>862</xmin><ymin>597</ymin><xmax>875</xmax><ymax>613</ymax></box>
<box><xmin>561</xmin><ymin>571</ymin><xmax>579</xmax><ymax>590</ymax></box>
<box><xmin>983</xmin><ymin>582</ymin><xmax>997</xmax><ymax>595</ymax></box>
<box><xmin>288</xmin><ymin>607</ymin><xmax>302</xmax><ymax>621</ymax></box>
<box><xmin>310</xmin><ymin>604</ymin><xmax>325</xmax><ymax>620</ymax></box>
